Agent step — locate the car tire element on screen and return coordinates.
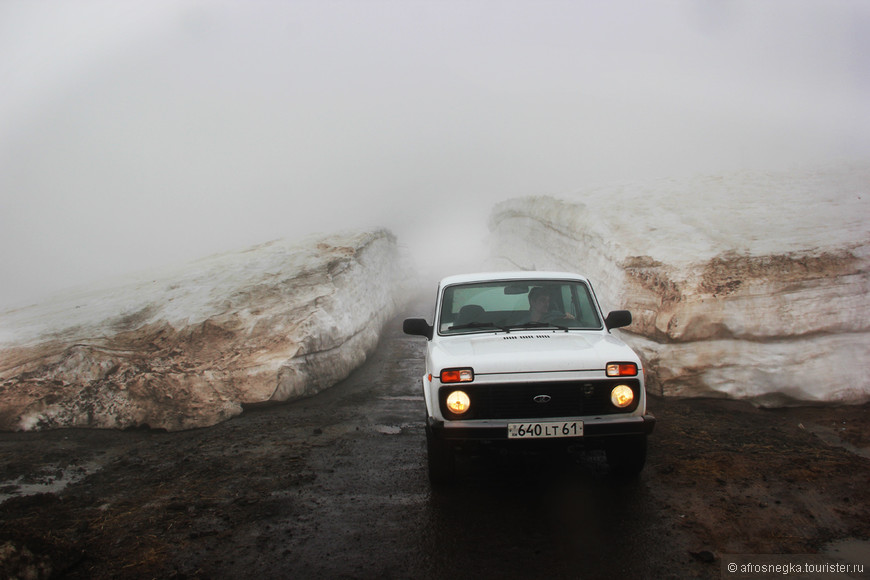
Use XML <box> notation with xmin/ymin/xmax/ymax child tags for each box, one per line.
<box><xmin>426</xmin><ymin>424</ymin><xmax>455</xmax><ymax>485</ymax></box>
<box><xmin>605</xmin><ymin>435</ymin><xmax>647</xmax><ymax>477</ymax></box>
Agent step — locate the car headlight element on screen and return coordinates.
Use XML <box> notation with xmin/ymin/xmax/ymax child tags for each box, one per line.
<box><xmin>610</xmin><ymin>385</ymin><xmax>634</xmax><ymax>408</ymax></box>
<box><xmin>445</xmin><ymin>390</ymin><xmax>471</xmax><ymax>415</ymax></box>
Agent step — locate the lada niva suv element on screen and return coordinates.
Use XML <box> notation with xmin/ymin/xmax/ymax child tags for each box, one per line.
<box><xmin>404</xmin><ymin>272</ymin><xmax>656</xmax><ymax>483</ymax></box>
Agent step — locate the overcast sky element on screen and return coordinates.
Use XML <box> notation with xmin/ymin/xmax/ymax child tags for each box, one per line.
<box><xmin>1</xmin><ymin>0</ymin><xmax>868</xmax><ymax>308</ymax></box>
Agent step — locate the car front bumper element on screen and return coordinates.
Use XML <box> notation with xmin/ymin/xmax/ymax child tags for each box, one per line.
<box><xmin>428</xmin><ymin>413</ymin><xmax>656</xmax><ymax>443</ymax></box>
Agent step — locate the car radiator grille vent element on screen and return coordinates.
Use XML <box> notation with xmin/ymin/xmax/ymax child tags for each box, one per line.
<box><xmin>439</xmin><ymin>380</ymin><xmax>640</xmax><ymax>420</ymax></box>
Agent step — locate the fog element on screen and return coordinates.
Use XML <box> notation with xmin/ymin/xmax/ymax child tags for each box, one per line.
<box><xmin>2</xmin><ymin>0</ymin><xmax>868</xmax><ymax>309</ymax></box>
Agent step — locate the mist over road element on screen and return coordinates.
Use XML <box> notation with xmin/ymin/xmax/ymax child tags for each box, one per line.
<box><xmin>3</xmin><ymin>1</ymin><xmax>869</xmax><ymax>310</ymax></box>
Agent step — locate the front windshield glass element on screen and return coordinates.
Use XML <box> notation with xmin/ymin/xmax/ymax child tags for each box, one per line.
<box><xmin>438</xmin><ymin>279</ymin><xmax>603</xmax><ymax>335</ymax></box>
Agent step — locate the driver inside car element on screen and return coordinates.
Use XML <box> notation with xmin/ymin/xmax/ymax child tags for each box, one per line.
<box><xmin>525</xmin><ymin>287</ymin><xmax>575</xmax><ymax>323</ymax></box>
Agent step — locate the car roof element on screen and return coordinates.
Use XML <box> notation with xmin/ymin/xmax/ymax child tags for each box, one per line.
<box><xmin>438</xmin><ymin>271</ymin><xmax>590</xmax><ymax>287</ymax></box>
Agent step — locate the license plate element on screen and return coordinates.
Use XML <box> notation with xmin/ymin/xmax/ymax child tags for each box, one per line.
<box><xmin>507</xmin><ymin>421</ymin><xmax>583</xmax><ymax>439</ymax></box>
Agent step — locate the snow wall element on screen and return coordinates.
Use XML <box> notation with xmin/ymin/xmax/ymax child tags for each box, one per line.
<box><xmin>488</xmin><ymin>165</ymin><xmax>870</xmax><ymax>405</ymax></box>
<box><xmin>0</xmin><ymin>229</ymin><xmax>407</xmax><ymax>431</ymax></box>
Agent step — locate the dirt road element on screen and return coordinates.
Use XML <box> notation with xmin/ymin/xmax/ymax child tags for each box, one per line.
<box><xmin>2</xmin><ymin>314</ymin><xmax>869</xmax><ymax>579</ymax></box>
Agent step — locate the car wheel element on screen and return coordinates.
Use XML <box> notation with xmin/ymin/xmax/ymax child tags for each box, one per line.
<box><xmin>426</xmin><ymin>425</ymin><xmax>455</xmax><ymax>485</ymax></box>
<box><xmin>605</xmin><ymin>435</ymin><xmax>647</xmax><ymax>477</ymax></box>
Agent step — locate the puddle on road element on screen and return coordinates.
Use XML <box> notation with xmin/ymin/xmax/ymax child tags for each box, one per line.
<box><xmin>378</xmin><ymin>396</ymin><xmax>424</xmax><ymax>402</ymax></box>
<box><xmin>0</xmin><ymin>461</ymin><xmax>103</xmax><ymax>504</ymax></box>
<box><xmin>373</xmin><ymin>425</ymin><xmax>403</xmax><ymax>435</ymax></box>
<box><xmin>824</xmin><ymin>538</ymin><xmax>870</xmax><ymax>568</ymax></box>
<box><xmin>801</xmin><ymin>423</ymin><xmax>870</xmax><ymax>460</ymax></box>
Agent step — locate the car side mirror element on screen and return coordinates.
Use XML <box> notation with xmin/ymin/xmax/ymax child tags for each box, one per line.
<box><xmin>403</xmin><ymin>318</ymin><xmax>433</xmax><ymax>340</ymax></box>
<box><xmin>605</xmin><ymin>310</ymin><xmax>632</xmax><ymax>330</ymax></box>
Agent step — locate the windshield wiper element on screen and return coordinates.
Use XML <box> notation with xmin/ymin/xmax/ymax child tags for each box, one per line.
<box><xmin>449</xmin><ymin>321</ymin><xmax>511</xmax><ymax>332</ymax></box>
<box><xmin>504</xmin><ymin>321</ymin><xmax>569</xmax><ymax>332</ymax></box>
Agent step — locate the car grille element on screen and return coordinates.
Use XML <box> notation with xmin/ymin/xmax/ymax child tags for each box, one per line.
<box><xmin>439</xmin><ymin>380</ymin><xmax>640</xmax><ymax>420</ymax></box>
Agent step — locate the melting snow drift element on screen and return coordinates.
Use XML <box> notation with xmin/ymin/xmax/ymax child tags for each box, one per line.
<box><xmin>0</xmin><ymin>229</ymin><xmax>406</xmax><ymax>431</ymax></box>
<box><xmin>488</xmin><ymin>165</ymin><xmax>870</xmax><ymax>404</ymax></box>
<box><xmin>1</xmin><ymin>167</ymin><xmax>866</xmax><ymax>431</ymax></box>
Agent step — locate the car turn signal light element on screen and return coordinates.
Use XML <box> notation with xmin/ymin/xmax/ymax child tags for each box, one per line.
<box><xmin>440</xmin><ymin>368</ymin><xmax>474</xmax><ymax>383</ymax></box>
<box><xmin>606</xmin><ymin>362</ymin><xmax>638</xmax><ymax>377</ymax></box>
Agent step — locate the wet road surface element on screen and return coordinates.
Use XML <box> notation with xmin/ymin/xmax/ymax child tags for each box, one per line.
<box><xmin>2</xmin><ymin>314</ymin><xmax>869</xmax><ymax>579</ymax></box>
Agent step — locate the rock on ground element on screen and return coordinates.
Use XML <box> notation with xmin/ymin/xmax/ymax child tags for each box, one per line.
<box><xmin>0</xmin><ymin>229</ymin><xmax>408</xmax><ymax>431</ymax></box>
<box><xmin>488</xmin><ymin>164</ymin><xmax>870</xmax><ymax>404</ymax></box>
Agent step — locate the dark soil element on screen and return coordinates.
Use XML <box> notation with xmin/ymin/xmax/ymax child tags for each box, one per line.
<box><xmin>1</xmin><ymin>315</ymin><xmax>869</xmax><ymax>579</ymax></box>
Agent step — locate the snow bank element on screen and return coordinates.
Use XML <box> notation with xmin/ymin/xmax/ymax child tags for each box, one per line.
<box><xmin>0</xmin><ymin>229</ymin><xmax>408</xmax><ymax>431</ymax></box>
<box><xmin>488</xmin><ymin>165</ymin><xmax>870</xmax><ymax>404</ymax></box>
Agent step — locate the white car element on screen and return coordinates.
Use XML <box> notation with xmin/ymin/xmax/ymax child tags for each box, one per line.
<box><xmin>404</xmin><ymin>271</ymin><xmax>656</xmax><ymax>483</ymax></box>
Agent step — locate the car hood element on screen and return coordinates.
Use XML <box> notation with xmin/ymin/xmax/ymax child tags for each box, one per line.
<box><xmin>430</xmin><ymin>331</ymin><xmax>638</xmax><ymax>375</ymax></box>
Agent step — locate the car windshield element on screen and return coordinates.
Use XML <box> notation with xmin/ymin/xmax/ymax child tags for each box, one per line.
<box><xmin>438</xmin><ymin>279</ymin><xmax>603</xmax><ymax>335</ymax></box>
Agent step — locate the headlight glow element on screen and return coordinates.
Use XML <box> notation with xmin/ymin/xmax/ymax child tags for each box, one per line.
<box><xmin>611</xmin><ymin>384</ymin><xmax>634</xmax><ymax>408</ymax></box>
<box><xmin>446</xmin><ymin>390</ymin><xmax>471</xmax><ymax>415</ymax></box>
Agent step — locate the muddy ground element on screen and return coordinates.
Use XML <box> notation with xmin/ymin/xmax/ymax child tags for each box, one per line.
<box><xmin>1</xmin><ymin>315</ymin><xmax>869</xmax><ymax>579</ymax></box>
